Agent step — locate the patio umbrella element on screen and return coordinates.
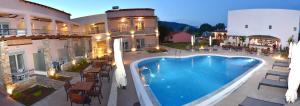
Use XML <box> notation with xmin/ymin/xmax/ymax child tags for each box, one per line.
<box><xmin>114</xmin><ymin>39</ymin><xmax>127</xmax><ymax>88</ymax></box>
<box><xmin>288</xmin><ymin>42</ymin><xmax>293</xmax><ymax>58</ymax></box>
<box><xmin>286</xmin><ymin>42</ymin><xmax>300</xmax><ymax>103</ymax></box>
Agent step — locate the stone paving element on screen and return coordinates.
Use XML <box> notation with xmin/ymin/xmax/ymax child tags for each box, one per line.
<box><xmin>118</xmin><ymin>47</ymin><xmax>300</xmax><ymax>106</ymax></box>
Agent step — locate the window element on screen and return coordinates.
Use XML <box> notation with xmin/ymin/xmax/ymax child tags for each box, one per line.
<box><xmin>136</xmin><ymin>21</ymin><xmax>145</xmax><ymax>31</ymax></box>
<box><xmin>294</xmin><ymin>27</ymin><xmax>297</xmax><ymax>31</ymax></box>
<box><xmin>118</xmin><ymin>23</ymin><xmax>129</xmax><ymax>32</ymax></box>
<box><xmin>245</xmin><ymin>25</ymin><xmax>248</xmax><ymax>28</ymax></box>
<box><xmin>136</xmin><ymin>39</ymin><xmax>145</xmax><ymax>49</ymax></box>
<box><xmin>9</xmin><ymin>53</ymin><xmax>24</xmax><ymax>73</ymax></box>
<box><xmin>0</xmin><ymin>23</ymin><xmax>9</xmax><ymax>35</ymax></box>
<box><xmin>269</xmin><ymin>25</ymin><xmax>272</xmax><ymax>29</ymax></box>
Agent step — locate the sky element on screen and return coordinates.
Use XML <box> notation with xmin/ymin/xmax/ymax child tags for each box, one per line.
<box><xmin>28</xmin><ymin>0</ymin><xmax>300</xmax><ymax>27</ymax></box>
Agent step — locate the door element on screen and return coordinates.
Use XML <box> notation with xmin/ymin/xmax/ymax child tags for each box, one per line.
<box><xmin>0</xmin><ymin>23</ymin><xmax>9</xmax><ymax>35</ymax></box>
<box><xmin>33</xmin><ymin>49</ymin><xmax>46</xmax><ymax>71</ymax></box>
<box><xmin>136</xmin><ymin>39</ymin><xmax>145</xmax><ymax>50</ymax></box>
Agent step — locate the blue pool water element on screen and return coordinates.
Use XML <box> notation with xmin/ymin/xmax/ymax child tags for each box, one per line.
<box><xmin>137</xmin><ymin>55</ymin><xmax>261</xmax><ymax>106</ymax></box>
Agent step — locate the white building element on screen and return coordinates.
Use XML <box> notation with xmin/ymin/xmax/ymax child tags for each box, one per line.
<box><xmin>227</xmin><ymin>9</ymin><xmax>300</xmax><ymax>47</ymax></box>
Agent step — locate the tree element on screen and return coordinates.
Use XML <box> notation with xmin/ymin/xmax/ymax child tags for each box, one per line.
<box><xmin>158</xmin><ymin>25</ymin><xmax>173</xmax><ymax>43</ymax></box>
<box><xmin>214</xmin><ymin>23</ymin><xmax>226</xmax><ymax>31</ymax></box>
<box><xmin>198</xmin><ymin>23</ymin><xmax>214</xmax><ymax>36</ymax></box>
<box><xmin>239</xmin><ymin>36</ymin><xmax>246</xmax><ymax>46</ymax></box>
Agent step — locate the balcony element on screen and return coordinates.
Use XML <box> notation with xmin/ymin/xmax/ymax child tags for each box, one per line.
<box><xmin>135</xmin><ymin>27</ymin><xmax>156</xmax><ymax>35</ymax></box>
<box><xmin>88</xmin><ymin>30</ymin><xmax>106</xmax><ymax>34</ymax></box>
<box><xmin>11</xmin><ymin>69</ymin><xmax>32</xmax><ymax>83</ymax></box>
<box><xmin>0</xmin><ymin>29</ymin><xmax>27</xmax><ymax>36</ymax></box>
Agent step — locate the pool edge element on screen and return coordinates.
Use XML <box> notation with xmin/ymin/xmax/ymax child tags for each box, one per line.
<box><xmin>130</xmin><ymin>54</ymin><xmax>266</xmax><ymax>106</ymax></box>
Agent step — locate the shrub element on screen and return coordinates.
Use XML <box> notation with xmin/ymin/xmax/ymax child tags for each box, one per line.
<box><xmin>65</xmin><ymin>58</ymin><xmax>89</xmax><ymax>72</ymax></box>
<box><xmin>212</xmin><ymin>39</ymin><xmax>221</xmax><ymax>46</ymax></box>
<box><xmin>199</xmin><ymin>39</ymin><xmax>209</xmax><ymax>47</ymax></box>
<box><xmin>147</xmin><ymin>48</ymin><xmax>168</xmax><ymax>53</ymax></box>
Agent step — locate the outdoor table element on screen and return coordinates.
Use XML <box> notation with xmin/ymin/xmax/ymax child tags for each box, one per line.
<box><xmin>85</xmin><ymin>67</ymin><xmax>101</xmax><ymax>73</ymax></box>
<box><xmin>70</xmin><ymin>82</ymin><xmax>94</xmax><ymax>93</ymax></box>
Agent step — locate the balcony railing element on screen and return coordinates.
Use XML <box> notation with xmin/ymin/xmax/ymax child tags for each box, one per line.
<box><xmin>32</xmin><ymin>29</ymin><xmax>53</xmax><ymax>35</ymax></box>
<box><xmin>11</xmin><ymin>69</ymin><xmax>31</xmax><ymax>83</ymax></box>
<box><xmin>109</xmin><ymin>27</ymin><xmax>156</xmax><ymax>36</ymax></box>
<box><xmin>88</xmin><ymin>30</ymin><xmax>106</xmax><ymax>34</ymax></box>
<box><xmin>0</xmin><ymin>29</ymin><xmax>27</xmax><ymax>36</ymax></box>
<box><xmin>135</xmin><ymin>27</ymin><xmax>156</xmax><ymax>35</ymax></box>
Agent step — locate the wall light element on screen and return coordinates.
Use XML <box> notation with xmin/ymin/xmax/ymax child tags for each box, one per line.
<box><xmin>138</xmin><ymin>17</ymin><xmax>143</xmax><ymax>21</ymax></box>
<box><xmin>131</xmin><ymin>48</ymin><xmax>136</xmax><ymax>52</ymax></box>
<box><xmin>121</xmin><ymin>18</ymin><xmax>126</xmax><ymax>22</ymax></box>
<box><xmin>6</xmin><ymin>85</ymin><xmax>14</xmax><ymax>95</ymax></box>
<box><xmin>72</xmin><ymin>59</ymin><xmax>76</xmax><ymax>65</ymax></box>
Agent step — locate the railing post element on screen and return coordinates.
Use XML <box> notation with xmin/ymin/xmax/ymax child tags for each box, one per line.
<box><xmin>50</xmin><ymin>19</ymin><xmax>57</xmax><ymax>35</ymax></box>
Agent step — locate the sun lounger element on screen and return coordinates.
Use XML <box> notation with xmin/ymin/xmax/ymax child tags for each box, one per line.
<box><xmin>239</xmin><ymin>97</ymin><xmax>284</xmax><ymax>106</ymax></box>
<box><xmin>213</xmin><ymin>46</ymin><xmax>218</xmax><ymax>51</ymax></box>
<box><xmin>274</xmin><ymin>60</ymin><xmax>290</xmax><ymax>64</ymax></box>
<box><xmin>265</xmin><ymin>70</ymin><xmax>289</xmax><ymax>80</ymax></box>
<box><xmin>272</xmin><ymin>62</ymin><xmax>289</xmax><ymax>69</ymax></box>
<box><xmin>257</xmin><ymin>79</ymin><xmax>288</xmax><ymax>90</ymax></box>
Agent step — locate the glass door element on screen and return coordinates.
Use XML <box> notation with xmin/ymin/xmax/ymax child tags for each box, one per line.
<box><xmin>136</xmin><ymin>39</ymin><xmax>145</xmax><ymax>50</ymax></box>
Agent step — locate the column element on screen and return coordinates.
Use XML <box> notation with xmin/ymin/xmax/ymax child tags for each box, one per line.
<box><xmin>155</xmin><ymin>17</ymin><xmax>160</xmax><ymax>49</ymax></box>
<box><xmin>42</xmin><ymin>39</ymin><xmax>53</xmax><ymax>76</ymax></box>
<box><xmin>24</xmin><ymin>14</ymin><xmax>32</xmax><ymax>35</ymax></box>
<box><xmin>0</xmin><ymin>41</ymin><xmax>14</xmax><ymax>94</ymax></box>
<box><xmin>50</xmin><ymin>19</ymin><xmax>57</xmax><ymax>35</ymax></box>
<box><xmin>67</xmin><ymin>24</ymin><xmax>72</xmax><ymax>35</ymax></box>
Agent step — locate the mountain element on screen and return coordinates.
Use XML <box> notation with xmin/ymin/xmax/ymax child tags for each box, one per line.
<box><xmin>158</xmin><ymin>21</ymin><xmax>198</xmax><ymax>32</ymax></box>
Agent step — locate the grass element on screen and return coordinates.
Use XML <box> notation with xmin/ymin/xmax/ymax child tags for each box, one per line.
<box><xmin>65</xmin><ymin>58</ymin><xmax>89</xmax><ymax>72</ymax></box>
<box><xmin>11</xmin><ymin>85</ymin><xmax>55</xmax><ymax>106</ymax></box>
<box><xmin>162</xmin><ymin>42</ymin><xmax>191</xmax><ymax>50</ymax></box>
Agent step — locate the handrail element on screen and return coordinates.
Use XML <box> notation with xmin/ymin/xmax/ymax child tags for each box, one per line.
<box><xmin>0</xmin><ymin>29</ymin><xmax>27</xmax><ymax>36</ymax></box>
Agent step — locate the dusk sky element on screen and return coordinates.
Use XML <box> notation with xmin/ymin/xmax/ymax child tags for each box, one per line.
<box><xmin>29</xmin><ymin>0</ymin><xmax>300</xmax><ymax>27</ymax></box>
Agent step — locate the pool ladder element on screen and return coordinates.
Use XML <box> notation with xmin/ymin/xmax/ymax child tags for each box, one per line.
<box><xmin>174</xmin><ymin>50</ymin><xmax>182</xmax><ymax>58</ymax></box>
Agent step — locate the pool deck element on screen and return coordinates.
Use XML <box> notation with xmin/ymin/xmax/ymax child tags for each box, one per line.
<box><xmin>118</xmin><ymin>47</ymin><xmax>300</xmax><ymax>106</ymax></box>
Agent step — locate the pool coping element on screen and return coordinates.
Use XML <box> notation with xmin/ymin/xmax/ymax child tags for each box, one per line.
<box><xmin>130</xmin><ymin>54</ymin><xmax>266</xmax><ymax>106</ymax></box>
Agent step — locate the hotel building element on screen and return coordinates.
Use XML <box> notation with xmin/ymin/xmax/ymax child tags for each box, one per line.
<box><xmin>0</xmin><ymin>0</ymin><xmax>159</xmax><ymax>93</ymax></box>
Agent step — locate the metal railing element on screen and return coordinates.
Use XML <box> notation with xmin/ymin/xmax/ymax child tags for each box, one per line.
<box><xmin>0</xmin><ymin>29</ymin><xmax>27</xmax><ymax>36</ymax></box>
<box><xmin>135</xmin><ymin>27</ymin><xmax>156</xmax><ymax>35</ymax></box>
<box><xmin>11</xmin><ymin>69</ymin><xmax>30</xmax><ymax>83</ymax></box>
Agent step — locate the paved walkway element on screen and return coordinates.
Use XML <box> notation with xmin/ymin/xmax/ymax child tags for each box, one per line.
<box><xmin>117</xmin><ymin>47</ymin><xmax>300</xmax><ymax>106</ymax></box>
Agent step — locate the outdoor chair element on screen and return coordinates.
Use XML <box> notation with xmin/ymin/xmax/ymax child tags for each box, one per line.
<box><xmin>265</xmin><ymin>70</ymin><xmax>289</xmax><ymax>80</ymax></box>
<box><xmin>213</xmin><ymin>45</ymin><xmax>218</xmax><ymax>51</ymax></box>
<box><xmin>257</xmin><ymin>79</ymin><xmax>288</xmax><ymax>90</ymax></box>
<box><xmin>64</xmin><ymin>81</ymin><xmax>79</xmax><ymax>101</ymax></box>
<box><xmin>69</xmin><ymin>92</ymin><xmax>91</xmax><ymax>106</ymax></box>
<box><xmin>100</xmin><ymin>64</ymin><xmax>111</xmax><ymax>81</ymax></box>
<box><xmin>88</xmin><ymin>82</ymin><xmax>103</xmax><ymax>104</ymax></box>
<box><xmin>239</xmin><ymin>97</ymin><xmax>284</xmax><ymax>106</ymax></box>
<box><xmin>272</xmin><ymin>62</ymin><xmax>289</xmax><ymax>69</ymax></box>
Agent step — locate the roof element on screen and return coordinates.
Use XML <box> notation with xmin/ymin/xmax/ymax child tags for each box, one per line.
<box><xmin>106</xmin><ymin>8</ymin><xmax>154</xmax><ymax>13</ymax></box>
<box><xmin>170</xmin><ymin>32</ymin><xmax>191</xmax><ymax>36</ymax></box>
<box><xmin>21</xmin><ymin>0</ymin><xmax>71</xmax><ymax>16</ymax></box>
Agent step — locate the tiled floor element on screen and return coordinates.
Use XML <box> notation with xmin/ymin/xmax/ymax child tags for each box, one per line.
<box><xmin>117</xmin><ymin>47</ymin><xmax>300</xmax><ymax>106</ymax></box>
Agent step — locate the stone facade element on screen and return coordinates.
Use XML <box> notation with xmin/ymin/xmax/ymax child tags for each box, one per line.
<box><xmin>0</xmin><ymin>41</ymin><xmax>13</xmax><ymax>88</ymax></box>
<box><xmin>42</xmin><ymin>39</ymin><xmax>53</xmax><ymax>76</ymax></box>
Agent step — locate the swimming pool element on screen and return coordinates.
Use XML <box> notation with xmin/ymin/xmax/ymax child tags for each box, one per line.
<box><xmin>131</xmin><ymin>55</ymin><xmax>264</xmax><ymax>106</ymax></box>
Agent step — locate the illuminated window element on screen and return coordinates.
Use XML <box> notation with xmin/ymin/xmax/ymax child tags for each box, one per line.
<box><xmin>136</xmin><ymin>21</ymin><xmax>144</xmax><ymax>31</ymax></box>
<box><xmin>118</xmin><ymin>23</ymin><xmax>129</xmax><ymax>32</ymax></box>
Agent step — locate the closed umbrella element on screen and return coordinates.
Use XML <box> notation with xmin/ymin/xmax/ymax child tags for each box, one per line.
<box><xmin>288</xmin><ymin>42</ymin><xmax>293</xmax><ymax>58</ymax></box>
<box><xmin>286</xmin><ymin>42</ymin><xmax>300</xmax><ymax>103</ymax></box>
<box><xmin>114</xmin><ymin>39</ymin><xmax>127</xmax><ymax>87</ymax></box>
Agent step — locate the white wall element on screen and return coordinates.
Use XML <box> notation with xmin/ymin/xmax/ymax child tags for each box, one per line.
<box><xmin>227</xmin><ymin>9</ymin><xmax>300</xmax><ymax>46</ymax></box>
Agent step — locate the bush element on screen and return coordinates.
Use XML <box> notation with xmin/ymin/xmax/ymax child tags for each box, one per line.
<box><xmin>147</xmin><ymin>48</ymin><xmax>168</xmax><ymax>53</ymax></box>
<box><xmin>199</xmin><ymin>39</ymin><xmax>209</xmax><ymax>47</ymax></box>
<box><xmin>65</xmin><ymin>58</ymin><xmax>89</xmax><ymax>72</ymax></box>
<box><xmin>212</xmin><ymin>39</ymin><xmax>221</xmax><ymax>46</ymax></box>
